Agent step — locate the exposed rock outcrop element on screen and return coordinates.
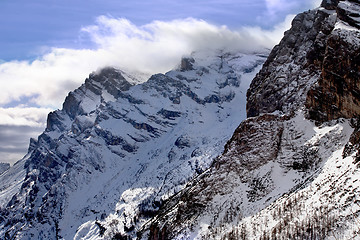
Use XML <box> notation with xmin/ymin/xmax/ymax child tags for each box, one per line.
<box><xmin>306</xmin><ymin>28</ymin><xmax>360</xmax><ymax>121</ymax></box>
<box><xmin>306</xmin><ymin>1</ymin><xmax>360</xmax><ymax>122</ymax></box>
<box><xmin>246</xmin><ymin>0</ymin><xmax>360</xmax><ymax>123</ymax></box>
<box><xmin>179</xmin><ymin>57</ymin><xmax>195</xmax><ymax>71</ymax></box>
<box><xmin>321</xmin><ymin>0</ymin><xmax>340</xmax><ymax>10</ymax></box>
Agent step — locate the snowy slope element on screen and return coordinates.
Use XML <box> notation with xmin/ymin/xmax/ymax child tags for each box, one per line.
<box><xmin>222</xmin><ymin>121</ymin><xmax>360</xmax><ymax>239</ymax></box>
<box><xmin>0</xmin><ymin>50</ymin><xmax>266</xmax><ymax>239</ymax></box>
<box><xmin>141</xmin><ymin>111</ymin><xmax>357</xmax><ymax>239</ymax></box>
<box><xmin>207</xmin><ymin>119</ymin><xmax>360</xmax><ymax>240</ymax></box>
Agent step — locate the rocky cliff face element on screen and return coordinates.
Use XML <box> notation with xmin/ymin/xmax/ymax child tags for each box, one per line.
<box><xmin>306</xmin><ymin>1</ymin><xmax>360</xmax><ymax>122</ymax></box>
<box><xmin>0</xmin><ymin>51</ymin><xmax>266</xmax><ymax>239</ymax></box>
<box><xmin>143</xmin><ymin>1</ymin><xmax>360</xmax><ymax>239</ymax></box>
<box><xmin>246</xmin><ymin>5</ymin><xmax>336</xmax><ymax>117</ymax></box>
<box><xmin>247</xmin><ymin>0</ymin><xmax>360</xmax><ymax>123</ymax></box>
<box><xmin>145</xmin><ymin>113</ymin><xmax>354</xmax><ymax>239</ymax></box>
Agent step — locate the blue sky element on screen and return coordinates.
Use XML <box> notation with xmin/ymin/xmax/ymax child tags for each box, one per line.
<box><xmin>0</xmin><ymin>0</ymin><xmax>321</xmax><ymax>164</ymax></box>
<box><xmin>0</xmin><ymin>0</ymin><xmax>319</xmax><ymax>61</ymax></box>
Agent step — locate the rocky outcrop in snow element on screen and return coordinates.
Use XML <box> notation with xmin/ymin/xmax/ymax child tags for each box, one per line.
<box><xmin>246</xmin><ymin>0</ymin><xmax>360</xmax><ymax>123</ymax></box>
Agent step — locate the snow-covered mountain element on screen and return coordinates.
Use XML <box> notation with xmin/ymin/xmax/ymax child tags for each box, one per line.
<box><xmin>0</xmin><ymin>50</ymin><xmax>266</xmax><ymax>239</ymax></box>
<box><xmin>142</xmin><ymin>0</ymin><xmax>360</xmax><ymax>239</ymax></box>
<box><xmin>2</xmin><ymin>0</ymin><xmax>360</xmax><ymax>239</ymax></box>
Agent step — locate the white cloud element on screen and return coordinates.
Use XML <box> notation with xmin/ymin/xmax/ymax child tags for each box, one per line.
<box><xmin>0</xmin><ymin>17</ymin><xmax>292</xmax><ymax>110</ymax></box>
<box><xmin>0</xmin><ymin>107</ymin><xmax>51</xmax><ymax>164</ymax></box>
<box><xmin>0</xmin><ymin>123</ymin><xmax>45</xmax><ymax>165</ymax></box>
<box><xmin>0</xmin><ymin>107</ymin><xmax>51</xmax><ymax>127</ymax></box>
<box><xmin>1</xmin><ymin>152</ymin><xmax>25</xmax><ymax>165</ymax></box>
<box><xmin>238</xmin><ymin>14</ymin><xmax>295</xmax><ymax>49</ymax></box>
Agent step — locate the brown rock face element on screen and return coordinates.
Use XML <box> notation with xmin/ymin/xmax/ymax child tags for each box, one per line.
<box><xmin>221</xmin><ymin>114</ymin><xmax>288</xmax><ymax>171</ymax></box>
<box><xmin>247</xmin><ymin>0</ymin><xmax>360</xmax><ymax>124</ymax></box>
<box><xmin>306</xmin><ymin>29</ymin><xmax>360</xmax><ymax>122</ymax></box>
<box><xmin>343</xmin><ymin>118</ymin><xmax>360</xmax><ymax>164</ymax></box>
<box><xmin>306</xmin><ymin>1</ymin><xmax>360</xmax><ymax>122</ymax></box>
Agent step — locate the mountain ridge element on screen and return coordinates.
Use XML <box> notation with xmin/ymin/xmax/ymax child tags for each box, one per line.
<box><xmin>0</xmin><ymin>50</ymin><xmax>266</xmax><ymax>239</ymax></box>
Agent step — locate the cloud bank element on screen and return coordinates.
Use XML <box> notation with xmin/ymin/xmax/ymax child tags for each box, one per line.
<box><xmin>0</xmin><ymin>107</ymin><xmax>51</xmax><ymax>127</ymax></box>
<box><xmin>0</xmin><ymin>16</ymin><xmax>293</xmax><ymax>109</ymax></box>
<box><xmin>0</xmin><ymin>125</ymin><xmax>44</xmax><ymax>165</ymax></box>
<box><xmin>0</xmin><ymin>107</ymin><xmax>50</xmax><ymax>164</ymax></box>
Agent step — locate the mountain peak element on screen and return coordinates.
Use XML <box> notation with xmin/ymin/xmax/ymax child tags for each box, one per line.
<box><xmin>179</xmin><ymin>57</ymin><xmax>195</xmax><ymax>71</ymax></box>
<box><xmin>89</xmin><ymin>67</ymin><xmax>133</xmax><ymax>92</ymax></box>
<box><xmin>321</xmin><ymin>0</ymin><xmax>340</xmax><ymax>10</ymax></box>
<box><xmin>0</xmin><ymin>50</ymin><xmax>267</xmax><ymax>239</ymax></box>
